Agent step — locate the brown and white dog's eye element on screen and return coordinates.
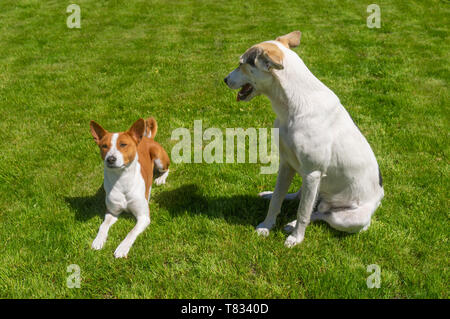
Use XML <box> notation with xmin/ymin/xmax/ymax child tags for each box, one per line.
<box><xmin>120</xmin><ymin>143</ymin><xmax>127</xmax><ymax>148</ymax></box>
<box><xmin>101</xmin><ymin>144</ymin><xmax>108</xmax><ymax>149</ymax></box>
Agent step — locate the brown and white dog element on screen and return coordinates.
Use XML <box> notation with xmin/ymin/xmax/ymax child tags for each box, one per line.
<box><xmin>89</xmin><ymin>118</ymin><xmax>170</xmax><ymax>258</ymax></box>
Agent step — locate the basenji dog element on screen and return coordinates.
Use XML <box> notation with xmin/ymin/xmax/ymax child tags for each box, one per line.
<box><xmin>89</xmin><ymin>117</ymin><xmax>170</xmax><ymax>258</ymax></box>
<box><xmin>224</xmin><ymin>31</ymin><xmax>384</xmax><ymax>247</ymax></box>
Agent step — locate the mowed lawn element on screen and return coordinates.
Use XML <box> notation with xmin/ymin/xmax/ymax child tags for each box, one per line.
<box><xmin>0</xmin><ymin>0</ymin><xmax>448</xmax><ymax>298</ymax></box>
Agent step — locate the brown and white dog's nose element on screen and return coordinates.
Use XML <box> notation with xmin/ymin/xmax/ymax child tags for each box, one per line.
<box><xmin>106</xmin><ymin>156</ymin><xmax>117</xmax><ymax>164</ymax></box>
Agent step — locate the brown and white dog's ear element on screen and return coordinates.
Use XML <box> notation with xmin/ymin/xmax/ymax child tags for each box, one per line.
<box><xmin>127</xmin><ymin>118</ymin><xmax>146</xmax><ymax>145</ymax></box>
<box><xmin>90</xmin><ymin>120</ymin><xmax>108</xmax><ymax>145</ymax></box>
<box><xmin>276</xmin><ymin>31</ymin><xmax>301</xmax><ymax>49</ymax></box>
<box><xmin>255</xmin><ymin>47</ymin><xmax>284</xmax><ymax>71</ymax></box>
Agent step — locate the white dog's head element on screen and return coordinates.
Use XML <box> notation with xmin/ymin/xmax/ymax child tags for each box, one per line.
<box><xmin>224</xmin><ymin>31</ymin><xmax>301</xmax><ymax>102</ymax></box>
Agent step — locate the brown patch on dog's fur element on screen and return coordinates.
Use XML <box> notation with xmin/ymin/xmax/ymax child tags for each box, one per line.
<box><xmin>116</xmin><ymin>118</ymin><xmax>145</xmax><ymax>166</ymax></box>
<box><xmin>238</xmin><ymin>31</ymin><xmax>300</xmax><ymax>71</ymax></box>
<box><xmin>98</xmin><ymin>134</ymin><xmax>112</xmax><ymax>160</ymax></box>
<box><xmin>242</xmin><ymin>43</ymin><xmax>284</xmax><ymax>69</ymax></box>
<box><xmin>138</xmin><ymin>137</ymin><xmax>170</xmax><ymax>199</ymax></box>
<box><xmin>90</xmin><ymin>121</ymin><xmax>112</xmax><ymax>160</ymax></box>
<box><xmin>133</xmin><ymin>117</ymin><xmax>170</xmax><ymax>199</ymax></box>
<box><xmin>276</xmin><ymin>31</ymin><xmax>301</xmax><ymax>49</ymax></box>
<box><xmin>116</xmin><ymin>133</ymin><xmax>137</xmax><ymax>166</ymax></box>
<box><xmin>256</xmin><ymin>42</ymin><xmax>284</xmax><ymax>66</ymax></box>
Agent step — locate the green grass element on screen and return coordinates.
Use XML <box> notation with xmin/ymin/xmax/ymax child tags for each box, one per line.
<box><xmin>0</xmin><ymin>0</ymin><xmax>448</xmax><ymax>298</ymax></box>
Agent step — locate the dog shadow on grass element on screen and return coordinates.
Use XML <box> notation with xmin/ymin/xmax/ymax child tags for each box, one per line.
<box><xmin>65</xmin><ymin>186</ymin><xmax>106</xmax><ymax>221</ymax></box>
<box><xmin>65</xmin><ymin>185</ymin><xmax>132</xmax><ymax>222</ymax></box>
<box><xmin>65</xmin><ymin>183</ymin><xmax>346</xmax><ymax>237</ymax></box>
<box><xmin>154</xmin><ymin>183</ymin><xmax>270</xmax><ymax>227</ymax></box>
<box><xmin>154</xmin><ymin>183</ymin><xmax>346</xmax><ymax>237</ymax></box>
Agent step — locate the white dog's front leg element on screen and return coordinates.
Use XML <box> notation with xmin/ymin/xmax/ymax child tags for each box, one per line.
<box><xmin>256</xmin><ymin>162</ymin><xmax>295</xmax><ymax>237</ymax></box>
<box><xmin>92</xmin><ymin>212</ymin><xmax>118</xmax><ymax>250</ymax></box>
<box><xmin>285</xmin><ymin>171</ymin><xmax>321</xmax><ymax>248</ymax></box>
<box><xmin>114</xmin><ymin>205</ymin><xmax>150</xmax><ymax>258</ymax></box>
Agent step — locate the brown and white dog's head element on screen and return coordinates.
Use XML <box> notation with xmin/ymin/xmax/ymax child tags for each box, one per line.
<box><xmin>90</xmin><ymin>119</ymin><xmax>146</xmax><ymax>170</ymax></box>
<box><xmin>224</xmin><ymin>31</ymin><xmax>301</xmax><ymax>102</ymax></box>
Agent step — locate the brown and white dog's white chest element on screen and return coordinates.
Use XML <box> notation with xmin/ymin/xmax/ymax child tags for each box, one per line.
<box><xmin>103</xmin><ymin>155</ymin><xmax>151</xmax><ymax>215</ymax></box>
<box><xmin>102</xmin><ymin>132</ymin><xmax>152</xmax><ymax>214</ymax></box>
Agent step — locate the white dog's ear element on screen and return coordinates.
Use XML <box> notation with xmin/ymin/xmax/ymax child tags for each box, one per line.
<box><xmin>276</xmin><ymin>31</ymin><xmax>301</xmax><ymax>49</ymax></box>
<box><xmin>255</xmin><ymin>51</ymin><xmax>284</xmax><ymax>71</ymax></box>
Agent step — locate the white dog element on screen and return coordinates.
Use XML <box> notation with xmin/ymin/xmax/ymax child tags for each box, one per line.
<box><xmin>224</xmin><ymin>31</ymin><xmax>384</xmax><ymax>247</ymax></box>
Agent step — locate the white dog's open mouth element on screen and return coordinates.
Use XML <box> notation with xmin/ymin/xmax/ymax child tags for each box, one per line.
<box><xmin>237</xmin><ymin>83</ymin><xmax>254</xmax><ymax>101</ymax></box>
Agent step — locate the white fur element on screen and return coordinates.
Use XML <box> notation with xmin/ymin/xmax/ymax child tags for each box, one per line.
<box><xmin>225</xmin><ymin>40</ymin><xmax>384</xmax><ymax>247</ymax></box>
<box><xmin>92</xmin><ymin>153</ymin><xmax>150</xmax><ymax>258</ymax></box>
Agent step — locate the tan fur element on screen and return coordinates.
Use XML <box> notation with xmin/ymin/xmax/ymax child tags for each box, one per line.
<box><xmin>116</xmin><ymin>133</ymin><xmax>138</xmax><ymax>166</ymax></box>
<box><xmin>238</xmin><ymin>31</ymin><xmax>300</xmax><ymax>72</ymax></box>
<box><xmin>90</xmin><ymin>121</ymin><xmax>112</xmax><ymax>160</ymax></box>
<box><xmin>242</xmin><ymin>43</ymin><xmax>285</xmax><ymax>66</ymax></box>
<box><xmin>256</xmin><ymin>42</ymin><xmax>285</xmax><ymax>65</ymax></box>
<box><xmin>276</xmin><ymin>31</ymin><xmax>301</xmax><ymax>49</ymax></box>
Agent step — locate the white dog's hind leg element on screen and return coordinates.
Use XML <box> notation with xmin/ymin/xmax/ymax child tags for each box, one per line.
<box><xmin>284</xmin><ymin>198</ymin><xmax>327</xmax><ymax>233</ymax></box>
<box><xmin>258</xmin><ymin>188</ymin><xmax>301</xmax><ymax>200</ymax></box>
<box><xmin>312</xmin><ymin>201</ymin><xmax>379</xmax><ymax>233</ymax></box>
<box><xmin>256</xmin><ymin>163</ymin><xmax>295</xmax><ymax>237</ymax></box>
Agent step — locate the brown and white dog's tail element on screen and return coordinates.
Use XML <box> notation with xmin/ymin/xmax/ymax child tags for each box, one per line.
<box><xmin>144</xmin><ymin>117</ymin><xmax>158</xmax><ymax>139</ymax></box>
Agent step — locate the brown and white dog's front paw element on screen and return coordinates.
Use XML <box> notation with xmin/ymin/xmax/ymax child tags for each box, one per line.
<box><xmin>91</xmin><ymin>236</ymin><xmax>106</xmax><ymax>250</ymax></box>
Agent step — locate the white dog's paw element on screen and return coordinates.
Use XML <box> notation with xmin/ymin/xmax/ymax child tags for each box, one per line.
<box><xmin>255</xmin><ymin>222</ymin><xmax>272</xmax><ymax>237</ymax></box>
<box><xmin>114</xmin><ymin>242</ymin><xmax>131</xmax><ymax>259</ymax></box>
<box><xmin>284</xmin><ymin>234</ymin><xmax>304</xmax><ymax>248</ymax></box>
<box><xmin>154</xmin><ymin>170</ymin><xmax>169</xmax><ymax>186</ymax></box>
<box><xmin>91</xmin><ymin>237</ymin><xmax>106</xmax><ymax>250</ymax></box>
<box><xmin>258</xmin><ymin>191</ymin><xmax>273</xmax><ymax>200</ymax></box>
<box><xmin>284</xmin><ymin>220</ymin><xmax>297</xmax><ymax>233</ymax></box>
